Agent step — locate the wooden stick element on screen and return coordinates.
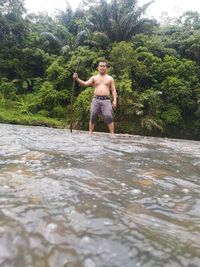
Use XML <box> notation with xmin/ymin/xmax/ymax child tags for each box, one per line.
<box><xmin>70</xmin><ymin>59</ymin><xmax>81</xmax><ymax>133</ymax></box>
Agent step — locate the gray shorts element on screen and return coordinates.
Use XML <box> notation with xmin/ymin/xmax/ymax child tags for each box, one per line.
<box><xmin>90</xmin><ymin>97</ymin><xmax>113</xmax><ymax>125</ymax></box>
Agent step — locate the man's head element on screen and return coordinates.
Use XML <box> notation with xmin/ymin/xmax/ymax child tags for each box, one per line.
<box><xmin>98</xmin><ymin>61</ymin><xmax>107</xmax><ymax>75</ymax></box>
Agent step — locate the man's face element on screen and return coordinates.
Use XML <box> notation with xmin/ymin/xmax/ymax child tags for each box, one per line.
<box><xmin>98</xmin><ymin>62</ymin><xmax>107</xmax><ymax>74</ymax></box>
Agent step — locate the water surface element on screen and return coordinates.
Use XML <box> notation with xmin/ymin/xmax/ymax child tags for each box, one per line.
<box><xmin>0</xmin><ymin>123</ymin><xmax>200</xmax><ymax>267</ymax></box>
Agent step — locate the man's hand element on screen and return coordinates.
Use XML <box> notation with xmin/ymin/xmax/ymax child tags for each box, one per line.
<box><xmin>112</xmin><ymin>100</ymin><xmax>117</xmax><ymax>109</ymax></box>
<box><xmin>73</xmin><ymin>73</ymin><xmax>78</xmax><ymax>80</ymax></box>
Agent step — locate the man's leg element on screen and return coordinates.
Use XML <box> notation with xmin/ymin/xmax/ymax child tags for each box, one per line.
<box><xmin>102</xmin><ymin>100</ymin><xmax>114</xmax><ymax>135</ymax></box>
<box><xmin>89</xmin><ymin>121</ymin><xmax>96</xmax><ymax>134</ymax></box>
<box><xmin>89</xmin><ymin>98</ymin><xmax>100</xmax><ymax>134</ymax></box>
<box><xmin>107</xmin><ymin>122</ymin><xmax>114</xmax><ymax>136</ymax></box>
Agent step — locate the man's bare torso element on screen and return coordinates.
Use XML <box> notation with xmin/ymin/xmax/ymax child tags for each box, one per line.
<box><xmin>92</xmin><ymin>74</ymin><xmax>113</xmax><ymax>96</ymax></box>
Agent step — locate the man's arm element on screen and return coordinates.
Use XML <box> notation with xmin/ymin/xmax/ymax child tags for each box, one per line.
<box><xmin>110</xmin><ymin>77</ymin><xmax>117</xmax><ymax>108</ymax></box>
<box><xmin>73</xmin><ymin>73</ymin><xmax>94</xmax><ymax>87</ymax></box>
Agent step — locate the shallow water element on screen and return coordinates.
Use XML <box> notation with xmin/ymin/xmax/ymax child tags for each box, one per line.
<box><xmin>0</xmin><ymin>123</ymin><xmax>200</xmax><ymax>267</ymax></box>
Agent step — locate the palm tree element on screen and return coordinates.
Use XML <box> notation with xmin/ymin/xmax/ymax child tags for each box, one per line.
<box><xmin>88</xmin><ymin>0</ymin><xmax>155</xmax><ymax>42</ymax></box>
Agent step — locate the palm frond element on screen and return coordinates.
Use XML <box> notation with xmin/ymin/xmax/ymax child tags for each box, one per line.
<box><xmin>40</xmin><ymin>32</ymin><xmax>61</xmax><ymax>45</ymax></box>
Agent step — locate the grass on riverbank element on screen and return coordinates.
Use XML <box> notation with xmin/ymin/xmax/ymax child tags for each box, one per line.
<box><xmin>0</xmin><ymin>106</ymin><xmax>65</xmax><ymax>128</ymax></box>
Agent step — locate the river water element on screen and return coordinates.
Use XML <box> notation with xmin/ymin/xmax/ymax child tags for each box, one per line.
<box><xmin>0</xmin><ymin>123</ymin><xmax>200</xmax><ymax>267</ymax></box>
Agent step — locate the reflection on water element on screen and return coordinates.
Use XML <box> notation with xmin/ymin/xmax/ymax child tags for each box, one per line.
<box><xmin>0</xmin><ymin>123</ymin><xmax>200</xmax><ymax>267</ymax></box>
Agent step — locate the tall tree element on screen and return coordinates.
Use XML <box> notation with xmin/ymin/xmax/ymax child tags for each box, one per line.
<box><xmin>0</xmin><ymin>0</ymin><xmax>26</xmax><ymax>16</ymax></box>
<box><xmin>0</xmin><ymin>0</ymin><xmax>29</xmax><ymax>80</ymax></box>
<box><xmin>88</xmin><ymin>0</ymin><xmax>155</xmax><ymax>42</ymax></box>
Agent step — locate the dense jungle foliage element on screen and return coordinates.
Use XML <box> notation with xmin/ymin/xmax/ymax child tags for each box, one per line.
<box><xmin>0</xmin><ymin>0</ymin><xmax>200</xmax><ymax>139</ymax></box>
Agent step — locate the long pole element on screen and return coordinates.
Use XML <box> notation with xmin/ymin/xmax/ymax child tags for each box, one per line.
<box><xmin>70</xmin><ymin>59</ymin><xmax>81</xmax><ymax>133</ymax></box>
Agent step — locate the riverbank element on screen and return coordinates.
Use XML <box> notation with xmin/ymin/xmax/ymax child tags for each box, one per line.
<box><xmin>0</xmin><ymin>106</ymin><xmax>64</xmax><ymax>128</ymax></box>
<box><xmin>0</xmin><ymin>105</ymin><xmax>199</xmax><ymax>141</ymax></box>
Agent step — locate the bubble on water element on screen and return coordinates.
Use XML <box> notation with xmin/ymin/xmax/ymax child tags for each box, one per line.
<box><xmin>121</xmin><ymin>183</ymin><xmax>126</xmax><ymax>187</ymax></box>
<box><xmin>81</xmin><ymin>236</ymin><xmax>90</xmax><ymax>243</ymax></box>
<box><xmin>46</xmin><ymin>223</ymin><xmax>57</xmax><ymax>232</ymax></box>
<box><xmin>84</xmin><ymin>258</ymin><xmax>95</xmax><ymax>267</ymax></box>
<box><xmin>163</xmin><ymin>194</ymin><xmax>170</xmax><ymax>198</ymax></box>
<box><xmin>182</xmin><ymin>188</ymin><xmax>189</xmax><ymax>194</ymax></box>
<box><xmin>103</xmin><ymin>220</ymin><xmax>113</xmax><ymax>226</ymax></box>
<box><xmin>3</xmin><ymin>185</ymin><xmax>9</xmax><ymax>189</ymax></box>
<box><xmin>131</xmin><ymin>189</ymin><xmax>141</xmax><ymax>195</ymax></box>
<box><xmin>193</xmin><ymin>161</ymin><xmax>200</xmax><ymax>166</ymax></box>
<box><xmin>86</xmin><ymin>209</ymin><xmax>91</xmax><ymax>215</ymax></box>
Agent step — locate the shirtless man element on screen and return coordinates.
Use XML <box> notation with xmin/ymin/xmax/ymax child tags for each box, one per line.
<box><xmin>73</xmin><ymin>61</ymin><xmax>117</xmax><ymax>135</ymax></box>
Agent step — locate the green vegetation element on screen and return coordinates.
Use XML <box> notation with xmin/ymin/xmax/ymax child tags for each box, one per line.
<box><xmin>0</xmin><ymin>103</ymin><xmax>64</xmax><ymax>128</ymax></box>
<box><xmin>0</xmin><ymin>0</ymin><xmax>199</xmax><ymax>139</ymax></box>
